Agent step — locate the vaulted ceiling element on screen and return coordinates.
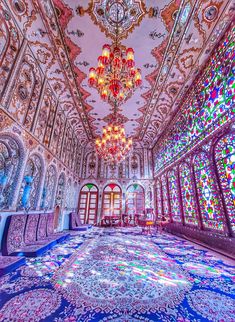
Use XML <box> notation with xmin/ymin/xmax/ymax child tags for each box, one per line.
<box><xmin>11</xmin><ymin>0</ymin><xmax>234</xmax><ymax>147</ymax></box>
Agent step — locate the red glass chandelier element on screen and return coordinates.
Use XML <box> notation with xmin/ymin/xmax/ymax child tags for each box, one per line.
<box><xmin>88</xmin><ymin>7</ymin><xmax>142</xmax><ymax>106</ymax></box>
<box><xmin>95</xmin><ymin>120</ymin><xmax>133</xmax><ymax>165</ymax></box>
<box><xmin>93</xmin><ymin>4</ymin><xmax>139</xmax><ymax>165</ymax></box>
<box><xmin>95</xmin><ymin>106</ymin><xmax>133</xmax><ymax>165</ymax></box>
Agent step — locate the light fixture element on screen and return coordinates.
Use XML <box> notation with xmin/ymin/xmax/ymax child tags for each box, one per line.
<box><xmin>88</xmin><ymin>7</ymin><xmax>142</xmax><ymax>106</ymax></box>
<box><xmin>95</xmin><ymin>120</ymin><xmax>133</xmax><ymax>166</ymax></box>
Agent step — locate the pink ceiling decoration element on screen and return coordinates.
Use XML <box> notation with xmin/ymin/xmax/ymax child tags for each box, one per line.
<box><xmin>13</xmin><ymin>0</ymin><xmax>232</xmax><ymax>148</ymax></box>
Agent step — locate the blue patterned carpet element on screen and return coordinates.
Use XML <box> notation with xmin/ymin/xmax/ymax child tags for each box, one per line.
<box><xmin>0</xmin><ymin>228</ymin><xmax>234</xmax><ymax>322</ymax></box>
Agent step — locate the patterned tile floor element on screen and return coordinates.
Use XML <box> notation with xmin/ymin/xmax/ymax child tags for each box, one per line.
<box><xmin>0</xmin><ymin>228</ymin><xmax>234</xmax><ymax>322</ymax></box>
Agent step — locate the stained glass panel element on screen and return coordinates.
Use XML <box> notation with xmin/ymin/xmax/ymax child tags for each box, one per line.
<box><xmin>168</xmin><ymin>169</ymin><xmax>181</xmax><ymax>222</ymax></box>
<box><xmin>156</xmin><ymin>179</ymin><xmax>162</xmax><ymax>218</ymax></box>
<box><xmin>179</xmin><ymin>163</ymin><xmax>198</xmax><ymax>226</ymax></box>
<box><xmin>194</xmin><ymin>152</ymin><xmax>224</xmax><ymax>231</ymax></box>
<box><xmin>154</xmin><ymin>26</ymin><xmax>235</xmax><ymax>174</ymax></box>
<box><xmin>215</xmin><ymin>133</ymin><xmax>235</xmax><ymax>234</ymax></box>
<box><xmin>162</xmin><ymin>175</ymin><xmax>169</xmax><ymax>218</ymax></box>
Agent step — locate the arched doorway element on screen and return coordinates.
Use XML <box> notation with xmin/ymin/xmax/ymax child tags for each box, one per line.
<box><xmin>126</xmin><ymin>184</ymin><xmax>145</xmax><ymax>215</ymax></box>
<box><xmin>102</xmin><ymin>184</ymin><xmax>122</xmax><ymax>218</ymax></box>
<box><xmin>78</xmin><ymin>184</ymin><xmax>99</xmax><ymax>224</ymax></box>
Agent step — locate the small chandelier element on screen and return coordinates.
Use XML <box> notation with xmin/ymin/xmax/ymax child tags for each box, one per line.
<box><xmin>88</xmin><ymin>7</ymin><xmax>142</xmax><ymax>106</ymax></box>
<box><xmin>95</xmin><ymin>121</ymin><xmax>133</xmax><ymax>165</ymax></box>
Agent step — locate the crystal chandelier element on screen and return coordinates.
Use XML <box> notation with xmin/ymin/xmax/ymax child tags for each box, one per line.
<box><xmin>88</xmin><ymin>7</ymin><xmax>142</xmax><ymax>106</ymax></box>
<box><xmin>95</xmin><ymin>111</ymin><xmax>133</xmax><ymax>166</ymax></box>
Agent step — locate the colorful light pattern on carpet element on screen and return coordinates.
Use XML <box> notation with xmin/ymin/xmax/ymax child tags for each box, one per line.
<box><xmin>0</xmin><ymin>228</ymin><xmax>234</xmax><ymax>321</ymax></box>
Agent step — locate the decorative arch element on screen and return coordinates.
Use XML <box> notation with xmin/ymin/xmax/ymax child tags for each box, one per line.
<box><xmin>125</xmin><ymin>184</ymin><xmax>145</xmax><ymax>215</ymax></box>
<box><xmin>54</xmin><ymin>172</ymin><xmax>66</xmax><ymax>230</ymax></box>
<box><xmin>130</xmin><ymin>152</ymin><xmax>143</xmax><ymax>178</ymax></box>
<box><xmin>78</xmin><ymin>183</ymin><xmax>99</xmax><ymax>224</ymax></box>
<box><xmin>168</xmin><ymin>168</ymin><xmax>181</xmax><ymax>222</ymax></box>
<box><xmin>41</xmin><ymin>164</ymin><xmax>57</xmax><ymax>210</ymax></box>
<box><xmin>193</xmin><ymin>151</ymin><xmax>225</xmax><ymax>232</ymax></box>
<box><xmin>102</xmin><ymin>183</ymin><xmax>122</xmax><ymax>218</ymax></box>
<box><xmin>179</xmin><ymin>162</ymin><xmax>198</xmax><ymax>226</ymax></box>
<box><xmin>214</xmin><ymin>132</ymin><xmax>235</xmax><ymax>235</ymax></box>
<box><xmin>82</xmin><ymin>151</ymin><xmax>98</xmax><ymax>178</ymax></box>
<box><xmin>55</xmin><ymin>172</ymin><xmax>66</xmax><ymax>207</ymax></box>
<box><xmin>18</xmin><ymin>153</ymin><xmax>44</xmax><ymax>210</ymax></box>
<box><xmin>0</xmin><ymin>133</ymin><xmax>24</xmax><ymax>209</ymax></box>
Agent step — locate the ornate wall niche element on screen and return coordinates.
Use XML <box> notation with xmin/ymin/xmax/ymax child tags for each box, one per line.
<box><xmin>41</xmin><ymin>164</ymin><xmax>57</xmax><ymax>210</ymax></box>
<box><xmin>0</xmin><ymin>133</ymin><xmax>25</xmax><ymax>210</ymax></box>
<box><xmin>18</xmin><ymin>153</ymin><xmax>44</xmax><ymax>210</ymax></box>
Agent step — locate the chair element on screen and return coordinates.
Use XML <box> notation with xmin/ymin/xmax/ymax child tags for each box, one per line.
<box><xmin>137</xmin><ymin>217</ymin><xmax>154</xmax><ymax>235</ymax></box>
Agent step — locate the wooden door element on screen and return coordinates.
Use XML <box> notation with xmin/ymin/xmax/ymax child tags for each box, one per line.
<box><xmin>78</xmin><ymin>184</ymin><xmax>98</xmax><ymax>224</ymax></box>
<box><xmin>102</xmin><ymin>184</ymin><xmax>122</xmax><ymax>217</ymax></box>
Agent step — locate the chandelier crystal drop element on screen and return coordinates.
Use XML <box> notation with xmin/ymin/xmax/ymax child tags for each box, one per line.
<box><xmin>95</xmin><ymin>122</ymin><xmax>133</xmax><ymax>165</ymax></box>
<box><xmin>88</xmin><ymin>43</ymin><xmax>142</xmax><ymax>106</ymax></box>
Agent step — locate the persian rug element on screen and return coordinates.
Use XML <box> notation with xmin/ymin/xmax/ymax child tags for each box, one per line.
<box><xmin>0</xmin><ymin>228</ymin><xmax>234</xmax><ymax>322</ymax></box>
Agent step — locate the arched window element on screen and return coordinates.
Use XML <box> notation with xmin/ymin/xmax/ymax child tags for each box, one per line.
<box><xmin>78</xmin><ymin>184</ymin><xmax>99</xmax><ymax>224</ymax></box>
<box><xmin>55</xmin><ymin>173</ymin><xmax>66</xmax><ymax>207</ymax></box>
<box><xmin>214</xmin><ymin>133</ymin><xmax>235</xmax><ymax>235</ymax></box>
<box><xmin>168</xmin><ymin>169</ymin><xmax>181</xmax><ymax>222</ymax></box>
<box><xmin>193</xmin><ymin>152</ymin><xmax>225</xmax><ymax>231</ymax></box>
<box><xmin>179</xmin><ymin>162</ymin><xmax>198</xmax><ymax>226</ymax></box>
<box><xmin>162</xmin><ymin>174</ymin><xmax>170</xmax><ymax>219</ymax></box>
<box><xmin>18</xmin><ymin>154</ymin><xmax>43</xmax><ymax>210</ymax></box>
<box><xmin>102</xmin><ymin>184</ymin><xmax>122</xmax><ymax>218</ymax></box>
<box><xmin>126</xmin><ymin>184</ymin><xmax>145</xmax><ymax>215</ymax></box>
<box><xmin>41</xmin><ymin>165</ymin><xmax>57</xmax><ymax>210</ymax></box>
<box><xmin>0</xmin><ymin>136</ymin><xmax>22</xmax><ymax>209</ymax></box>
<box><xmin>155</xmin><ymin>179</ymin><xmax>162</xmax><ymax>219</ymax></box>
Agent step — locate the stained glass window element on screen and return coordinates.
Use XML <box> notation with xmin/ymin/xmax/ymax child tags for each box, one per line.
<box><xmin>194</xmin><ymin>152</ymin><xmax>224</xmax><ymax>231</ymax></box>
<box><xmin>168</xmin><ymin>169</ymin><xmax>181</xmax><ymax>222</ymax></box>
<box><xmin>179</xmin><ymin>163</ymin><xmax>198</xmax><ymax>226</ymax></box>
<box><xmin>156</xmin><ymin>179</ymin><xmax>162</xmax><ymax>218</ymax></box>
<box><xmin>126</xmin><ymin>184</ymin><xmax>145</xmax><ymax>215</ymax></box>
<box><xmin>162</xmin><ymin>175</ymin><xmax>170</xmax><ymax>218</ymax></box>
<box><xmin>154</xmin><ymin>25</ymin><xmax>235</xmax><ymax>173</ymax></box>
<box><xmin>215</xmin><ymin>133</ymin><xmax>235</xmax><ymax>234</ymax></box>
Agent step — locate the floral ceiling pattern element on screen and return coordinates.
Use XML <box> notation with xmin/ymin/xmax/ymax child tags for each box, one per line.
<box><xmin>5</xmin><ymin>0</ymin><xmax>234</xmax><ymax>147</ymax></box>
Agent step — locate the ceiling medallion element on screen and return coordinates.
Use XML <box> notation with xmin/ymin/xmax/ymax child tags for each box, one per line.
<box><xmin>87</xmin><ymin>0</ymin><xmax>147</xmax><ymax>41</ymax></box>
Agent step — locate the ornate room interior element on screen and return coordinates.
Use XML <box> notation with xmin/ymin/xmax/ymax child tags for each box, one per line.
<box><xmin>0</xmin><ymin>0</ymin><xmax>234</xmax><ymax>321</ymax></box>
